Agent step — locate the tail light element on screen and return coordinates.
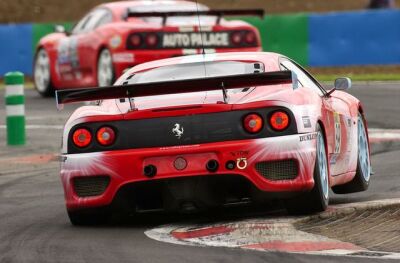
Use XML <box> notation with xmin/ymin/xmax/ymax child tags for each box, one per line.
<box><xmin>72</xmin><ymin>128</ymin><xmax>92</xmax><ymax>148</ymax></box>
<box><xmin>243</xmin><ymin>114</ymin><xmax>263</xmax><ymax>134</ymax></box>
<box><xmin>96</xmin><ymin>126</ymin><xmax>116</xmax><ymax>146</ymax></box>
<box><xmin>146</xmin><ymin>33</ymin><xmax>158</xmax><ymax>47</ymax></box>
<box><xmin>129</xmin><ymin>34</ymin><xmax>142</xmax><ymax>47</ymax></box>
<box><xmin>269</xmin><ymin>111</ymin><xmax>290</xmax><ymax>131</ymax></box>
<box><xmin>245</xmin><ymin>31</ymin><xmax>256</xmax><ymax>44</ymax></box>
<box><xmin>231</xmin><ymin>32</ymin><xmax>242</xmax><ymax>45</ymax></box>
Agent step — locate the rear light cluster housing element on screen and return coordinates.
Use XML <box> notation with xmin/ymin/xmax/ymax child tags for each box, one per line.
<box><xmin>230</xmin><ymin>31</ymin><xmax>257</xmax><ymax>47</ymax></box>
<box><xmin>127</xmin><ymin>32</ymin><xmax>160</xmax><ymax>49</ymax></box>
<box><xmin>243</xmin><ymin>110</ymin><xmax>290</xmax><ymax>134</ymax></box>
<box><xmin>72</xmin><ymin>126</ymin><xmax>116</xmax><ymax>148</ymax></box>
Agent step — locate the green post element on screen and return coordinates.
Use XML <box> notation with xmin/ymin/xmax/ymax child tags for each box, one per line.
<box><xmin>4</xmin><ymin>72</ymin><xmax>26</xmax><ymax>146</ymax></box>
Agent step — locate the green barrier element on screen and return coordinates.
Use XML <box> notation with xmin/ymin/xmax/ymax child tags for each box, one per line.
<box><xmin>32</xmin><ymin>22</ymin><xmax>74</xmax><ymax>52</ymax></box>
<box><xmin>4</xmin><ymin>72</ymin><xmax>26</xmax><ymax>146</ymax></box>
<box><xmin>238</xmin><ymin>14</ymin><xmax>309</xmax><ymax>66</ymax></box>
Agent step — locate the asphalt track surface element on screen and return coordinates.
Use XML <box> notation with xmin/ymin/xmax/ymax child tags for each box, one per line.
<box><xmin>0</xmin><ymin>83</ymin><xmax>399</xmax><ymax>263</ymax></box>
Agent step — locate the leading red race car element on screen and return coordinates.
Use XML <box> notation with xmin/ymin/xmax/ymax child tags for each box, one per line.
<box><xmin>57</xmin><ymin>52</ymin><xmax>371</xmax><ymax>225</ymax></box>
<box><xmin>34</xmin><ymin>0</ymin><xmax>263</xmax><ymax>96</ymax></box>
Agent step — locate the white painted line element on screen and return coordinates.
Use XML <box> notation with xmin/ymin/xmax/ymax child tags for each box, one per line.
<box><xmin>0</xmin><ymin>125</ymin><xmax>63</xmax><ymax>130</ymax></box>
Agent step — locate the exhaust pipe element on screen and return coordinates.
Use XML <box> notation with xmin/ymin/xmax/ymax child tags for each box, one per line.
<box><xmin>144</xmin><ymin>165</ymin><xmax>157</xmax><ymax>178</ymax></box>
<box><xmin>206</xmin><ymin>159</ymin><xmax>219</xmax><ymax>172</ymax></box>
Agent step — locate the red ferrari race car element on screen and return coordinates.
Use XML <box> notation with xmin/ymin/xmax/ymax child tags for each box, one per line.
<box><xmin>57</xmin><ymin>52</ymin><xmax>371</xmax><ymax>225</ymax></box>
<box><xmin>34</xmin><ymin>0</ymin><xmax>263</xmax><ymax>97</ymax></box>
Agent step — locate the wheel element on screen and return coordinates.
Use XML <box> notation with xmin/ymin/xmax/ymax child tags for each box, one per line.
<box><xmin>332</xmin><ymin>113</ymin><xmax>371</xmax><ymax>194</ymax></box>
<box><xmin>97</xmin><ymin>48</ymin><xmax>114</xmax><ymax>87</ymax></box>
<box><xmin>285</xmin><ymin>124</ymin><xmax>329</xmax><ymax>215</ymax></box>
<box><xmin>34</xmin><ymin>48</ymin><xmax>54</xmax><ymax>97</ymax></box>
<box><xmin>67</xmin><ymin>208</ymin><xmax>110</xmax><ymax>226</ymax></box>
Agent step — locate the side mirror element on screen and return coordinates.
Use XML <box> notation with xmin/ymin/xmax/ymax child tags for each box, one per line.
<box><xmin>54</xmin><ymin>25</ymin><xmax>67</xmax><ymax>34</ymax></box>
<box><xmin>334</xmin><ymin>77</ymin><xmax>352</xmax><ymax>91</ymax></box>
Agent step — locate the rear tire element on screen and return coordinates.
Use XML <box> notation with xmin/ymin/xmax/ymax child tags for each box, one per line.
<box><xmin>34</xmin><ymin>48</ymin><xmax>54</xmax><ymax>97</ymax></box>
<box><xmin>97</xmin><ymin>48</ymin><xmax>114</xmax><ymax>87</ymax></box>
<box><xmin>332</xmin><ymin>113</ymin><xmax>371</xmax><ymax>194</ymax></box>
<box><xmin>285</xmin><ymin>124</ymin><xmax>329</xmax><ymax>215</ymax></box>
<box><xmin>67</xmin><ymin>208</ymin><xmax>111</xmax><ymax>226</ymax></box>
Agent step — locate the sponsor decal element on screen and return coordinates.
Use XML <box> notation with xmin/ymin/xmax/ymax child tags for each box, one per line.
<box><xmin>330</xmin><ymin>154</ymin><xmax>338</xmax><ymax>165</ymax></box>
<box><xmin>112</xmin><ymin>52</ymin><xmax>135</xmax><ymax>63</ymax></box>
<box><xmin>236</xmin><ymin>157</ymin><xmax>248</xmax><ymax>170</ymax></box>
<box><xmin>178</xmin><ymin>26</ymin><xmax>194</xmax><ymax>32</ymax></box>
<box><xmin>159</xmin><ymin>145</ymin><xmax>200</xmax><ymax>150</ymax></box>
<box><xmin>334</xmin><ymin>112</ymin><xmax>341</xmax><ymax>154</ymax></box>
<box><xmin>299</xmin><ymin>133</ymin><xmax>317</xmax><ymax>142</ymax></box>
<box><xmin>230</xmin><ymin>151</ymin><xmax>249</xmax><ymax>157</ymax></box>
<box><xmin>109</xmin><ymin>35</ymin><xmax>122</xmax><ymax>49</ymax></box>
<box><xmin>302</xmin><ymin>116</ymin><xmax>312</xmax><ymax>128</ymax></box>
<box><xmin>57</xmin><ymin>37</ymin><xmax>79</xmax><ymax>69</ymax></box>
<box><xmin>172</xmin><ymin>123</ymin><xmax>184</xmax><ymax>139</ymax></box>
<box><xmin>347</xmin><ymin>117</ymin><xmax>352</xmax><ymax>127</ymax></box>
<box><xmin>162</xmin><ymin>32</ymin><xmax>229</xmax><ymax>48</ymax></box>
<box><xmin>182</xmin><ymin>49</ymin><xmax>197</xmax><ymax>55</ymax></box>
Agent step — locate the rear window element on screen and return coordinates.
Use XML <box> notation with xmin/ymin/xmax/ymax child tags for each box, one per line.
<box><xmin>123</xmin><ymin>61</ymin><xmax>265</xmax><ymax>85</ymax></box>
<box><xmin>127</xmin><ymin>2</ymin><xmax>216</xmax><ymax>24</ymax></box>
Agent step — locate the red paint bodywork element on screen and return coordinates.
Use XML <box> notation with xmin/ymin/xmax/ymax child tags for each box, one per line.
<box><xmin>60</xmin><ymin>52</ymin><xmax>368</xmax><ymax>211</ymax></box>
<box><xmin>37</xmin><ymin>0</ymin><xmax>262</xmax><ymax>90</ymax></box>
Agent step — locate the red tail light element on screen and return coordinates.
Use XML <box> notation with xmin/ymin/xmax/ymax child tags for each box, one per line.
<box><xmin>130</xmin><ymin>34</ymin><xmax>142</xmax><ymax>47</ymax></box>
<box><xmin>270</xmin><ymin>111</ymin><xmax>290</xmax><ymax>131</ymax></box>
<box><xmin>146</xmin><ymin>33</ymin><xmax>158</xmax><ymax>47</ymax></box>
<box><xmin>243</xmin><ymin>114</ymin><xmax>263</xmax><ymax>134</ymax></box>
<box><xmin>245</xmin><ymin>31</ymin><xmax>256</xmax><ymax>44</ymax></box>
<box><xmin>231</xmin><ymin>32</ymin><xmax>242</xmax><ymax>45</ymax></box>
<box><xmin>96</xmin><ymin>126</ymin><xmax>116</xmax><ymax>146</ymax></box>
<box><xmin>72</xmin><ymin>128</ymin><xmax>92</xmax><ymax>148</ymax></box>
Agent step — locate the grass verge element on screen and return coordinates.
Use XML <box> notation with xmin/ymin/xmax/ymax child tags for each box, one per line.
<box><xmin>315</xmin><ymin>73</ymin><xmax>400</xmax><ymax>82</ymax></box>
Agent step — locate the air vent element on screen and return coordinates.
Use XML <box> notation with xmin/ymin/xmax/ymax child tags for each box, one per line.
<box><xmin>255</xmin><ymin>160</ymin><xmax>298</xmax><ymax>181</ymax></box>
<box><xmin>73</xmin><ymin>176</ymin><xmax>110</xmax><ymax>197</ymax></box>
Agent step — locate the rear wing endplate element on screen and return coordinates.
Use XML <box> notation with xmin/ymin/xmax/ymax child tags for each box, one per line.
<box><xmin>56</xmin><ymin>71</ymin><xmax>293</xmax><ymax>107</ymax></box>
<box><xmin>124</xmin><ymin>9</ymin><xmax>264</xmax><ymax>25</ymax></box>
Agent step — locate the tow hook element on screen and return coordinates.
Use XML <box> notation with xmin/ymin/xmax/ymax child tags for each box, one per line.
<box><xmin>236</xmin><ymin>158</ymin><xmax>248</xmax><ymax>170</ymax></box>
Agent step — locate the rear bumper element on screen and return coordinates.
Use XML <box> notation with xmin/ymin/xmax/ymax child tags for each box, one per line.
<box><xmin>61</xmin><ymin>133</ymin><xmax>317</xmax><ymax>211</ymax></box>
<box><xmin>112</xmin><ymin>47</ymin><xmax>262</xmax><ymax>77</ymax></box>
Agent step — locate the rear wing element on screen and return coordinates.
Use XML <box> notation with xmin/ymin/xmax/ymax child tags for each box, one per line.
<box><xmin>124</xmin><ymin>9</ymin><xmax>265</xmax><ymax>25</ymax></box>
<box><xmin>56</xmin><ymin>71</ymin><xmax>293</xmax><ymax>106</ymax></box>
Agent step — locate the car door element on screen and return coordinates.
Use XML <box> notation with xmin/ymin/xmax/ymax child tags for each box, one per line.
<box><xmin>57</xmin><ymin>8</ymin><xmax>113</xmax><ymax>87</ymax></box>
<box><xmin>279</xmin><ymin>58</ymin><xmax>352</xmax><ymax>176</ymax></box>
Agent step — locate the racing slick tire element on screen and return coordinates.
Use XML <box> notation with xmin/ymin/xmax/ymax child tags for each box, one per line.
<box><xmin>34</xmin><ymin>48</ymin><xmax>55</xmax><ymax>97</ymax></box>
<box><xmin>284</xmin><ymin>124</ymin><xmax>329</xmax><ymax>215</ymax></box>
<box><xmin>67</xmin><ymin>208</ymin><xmax>111</xmax><ymax>226</ymax></box>
<box><xmin>97</xmin><ymin>48</ymin><xmax>115</xmax><ymax>87</ymax></box>
<box><xmin>332</xmin><ymin>112</ymin><xmax>371</xmax><ymax>194</ymax></box>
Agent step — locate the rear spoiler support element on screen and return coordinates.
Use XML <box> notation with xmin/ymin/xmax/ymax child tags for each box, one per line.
<box><xmin>124</xmin><ymin>9</ymin><xmax>265</xmax><ymax>25</ymax></box>
<box><xmin>56</xmin><ymin>71</ymin><xmax>293</xmax><ymax>107</ymax></box>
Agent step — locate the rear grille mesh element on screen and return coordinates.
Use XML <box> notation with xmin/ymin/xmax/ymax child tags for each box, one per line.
<box><xmin>255</xmin><ymin>160</ymin><xmax>298</xmax><ymax>181</ymax></box>
<box><xmin>73</xmin><ymin>176</ymin><xmax>110</xmax><ymax>197</ymax></box>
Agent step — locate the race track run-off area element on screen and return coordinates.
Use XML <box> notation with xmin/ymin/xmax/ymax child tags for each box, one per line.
<box><xmin>0</xmin><ymin>83</ymin><xmax>400</xmax><ymax>262</ymax></box>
